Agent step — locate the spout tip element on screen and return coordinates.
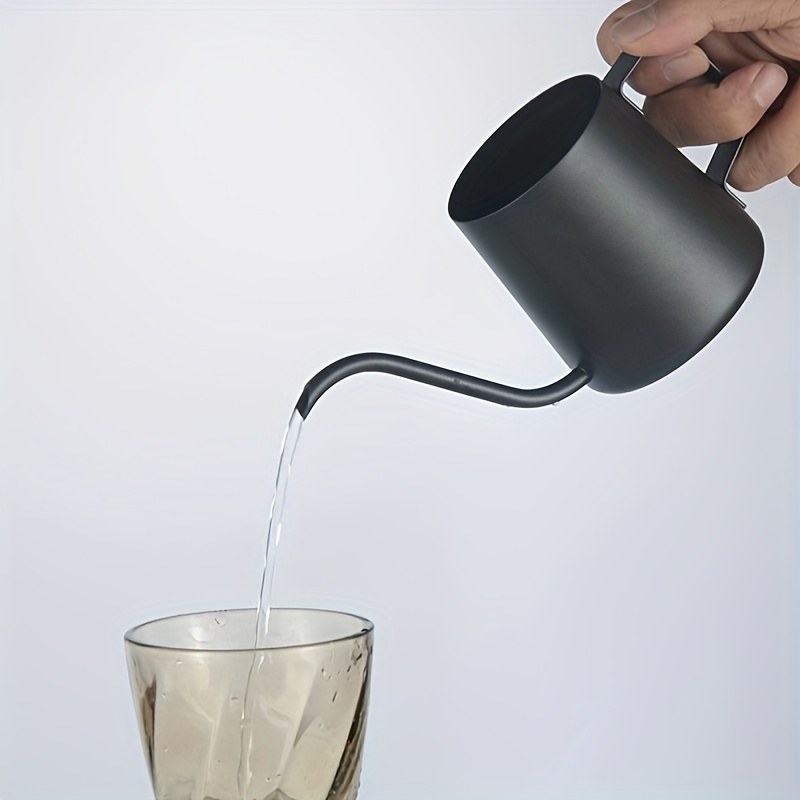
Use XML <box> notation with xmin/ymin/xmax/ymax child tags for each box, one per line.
<box><xmin>294</xmin><ymin>390</ymin><xmax>312</xmax><ymax>420</ymax></box>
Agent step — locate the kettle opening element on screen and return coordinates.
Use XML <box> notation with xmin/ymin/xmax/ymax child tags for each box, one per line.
<box><xmin>449</xmin><ymin>75</ymin><xmax>600</xmax><ymax>223</ymax></box>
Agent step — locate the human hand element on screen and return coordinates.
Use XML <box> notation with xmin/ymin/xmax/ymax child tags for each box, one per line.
<box><xmin>596</xmin><ymin>0</ymin><xmax>800</xmax><ymax>190</ymax></box>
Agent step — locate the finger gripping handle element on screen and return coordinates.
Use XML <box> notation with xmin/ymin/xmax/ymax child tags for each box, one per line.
<box><xmin>602</xmin><ymin>52</ymin><xmax>744</xmax><ymax>190</ymax></box>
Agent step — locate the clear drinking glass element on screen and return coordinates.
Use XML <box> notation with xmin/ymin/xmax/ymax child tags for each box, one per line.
<box><xmin>124</xmin><ymin>608</ymin><xmax>373</xmax><ymax>800</ymax></box>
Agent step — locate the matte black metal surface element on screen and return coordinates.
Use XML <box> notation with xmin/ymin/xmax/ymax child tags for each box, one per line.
<box><xmin>295</xmin><ymin>354</ymin><xmax>590</xmax><ymax>418</ymax></box>
<box><xmin>449</xmin><ymin>65</ymin><xmax>764</xmax><ymax>394</ymax></box>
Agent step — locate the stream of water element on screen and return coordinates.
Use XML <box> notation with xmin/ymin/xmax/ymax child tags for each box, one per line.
<box><xmin>237</xmin><ymin>408</ymin><xmax>305</xmax><ymax>796</ymax></box>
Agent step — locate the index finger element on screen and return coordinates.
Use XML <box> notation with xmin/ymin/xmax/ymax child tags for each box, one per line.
<box><xmin>598</xmin><ymin>0</ymin><xmax>794</xmax><ymax>58</ymax></box>
<box><xmin>597</xmin><ymin>0</ymin><xmax>656</xmax><ymax>64</ymax></box>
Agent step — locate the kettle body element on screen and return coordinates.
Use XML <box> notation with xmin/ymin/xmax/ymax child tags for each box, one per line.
<box><xmin>448</xmin><ymin>57</ymin><xmax>764</xmax><ymax>393</ymax></box>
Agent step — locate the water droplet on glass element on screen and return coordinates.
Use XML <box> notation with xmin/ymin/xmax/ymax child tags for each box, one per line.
<box><xmin>214</xmin><ymin>614</ymin><xmax>228</xmax><ymax>627</ymax></box>
<box><xmin>175</xmin><ymin>660</ymin><xmax>183</xmax><ymax>666</ymax></box>
<box><xmin>552</xmin><ymin>401</ymin><xmax>560</xmax><ymax>407</ymax></box>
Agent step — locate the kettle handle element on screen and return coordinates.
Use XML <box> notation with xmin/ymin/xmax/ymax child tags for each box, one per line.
<box><xmin>602</xmin><ymin>52</ymin><xmax>744</xmax><ymax>191</ymax></box>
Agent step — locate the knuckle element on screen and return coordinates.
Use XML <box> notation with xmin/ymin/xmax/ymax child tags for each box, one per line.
<box><xmin>711</xmin><ymin>93</ymin><xmax>759</xmax><ymax>141</ymax></box>
<box><xmin>715</xmin><ymin>116</ymin><xmax>754</xmax><ymax>143</ymax></box>
<box><xmin>629</xmin><ymin>58</ymin><xmax>673</xmax><ymax>96</ymax></box>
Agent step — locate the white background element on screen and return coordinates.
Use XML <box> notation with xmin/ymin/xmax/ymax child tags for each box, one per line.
<box><xmin>0</xmin><ymin>2</ymin><xmax>798</xmax><ymax>799</ymax></box>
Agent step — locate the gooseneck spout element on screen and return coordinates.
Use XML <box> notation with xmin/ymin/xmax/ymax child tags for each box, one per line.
<box><xmin>294</xmin><ymin>353</ymin><xmax>590</xmax><ymax>419</ymax></box>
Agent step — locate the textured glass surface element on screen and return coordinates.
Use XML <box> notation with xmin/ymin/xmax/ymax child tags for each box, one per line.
<box><xmin>125</xmin><ymin>609</ymin><xmax>373</xmax><ymax>800</ymax></box>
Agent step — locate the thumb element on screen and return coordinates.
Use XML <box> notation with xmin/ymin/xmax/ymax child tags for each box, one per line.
<box><xmin>610</xmin><ymin>0</ymin><xmax>791</xmax><ymax>55</ymax></box>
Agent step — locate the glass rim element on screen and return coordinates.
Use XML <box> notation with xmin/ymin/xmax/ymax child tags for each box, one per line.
<box><xmin>123</xmin><ymin>607</ymin><xmax>374</xmax><ymax>654</ymax></box>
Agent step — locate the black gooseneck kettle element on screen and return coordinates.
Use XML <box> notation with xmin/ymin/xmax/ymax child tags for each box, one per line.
<box><xmin>294</xmin><ymin>53</ymin><xmax>764</xmax><ymax>420</ymax></box>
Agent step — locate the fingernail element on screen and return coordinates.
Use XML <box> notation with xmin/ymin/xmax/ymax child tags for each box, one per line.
<box><xmin>659</xmin><ymin>49</ymin><xmax>709</xmax><ymax>84</ymax></box>
<box><xmin>611</xmin><ymin>1</ymin><xmax>658</xmax><ymax>45</ymax></box>
<box><xmin>752</xmin><ymin>63</ymin><xmax>788</xmax><ymax>107</ymax></box>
